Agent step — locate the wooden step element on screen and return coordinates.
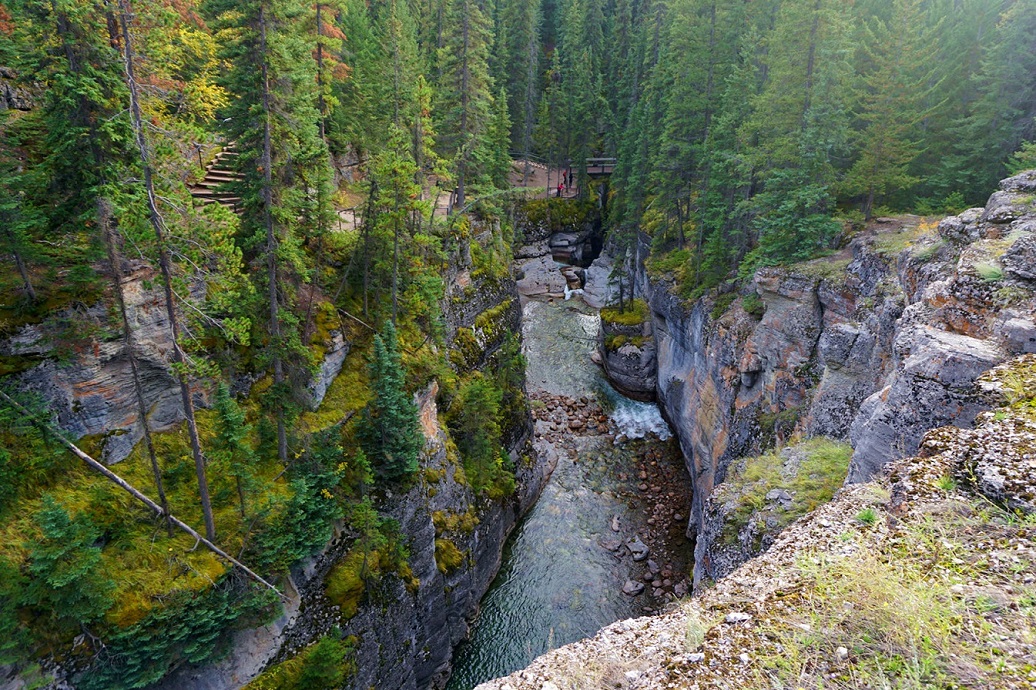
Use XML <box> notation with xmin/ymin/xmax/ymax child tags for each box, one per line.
<box><xmin>202</xmin><ymin>168</ymin><xmax>243</xmax><ymax>179</ymax></box>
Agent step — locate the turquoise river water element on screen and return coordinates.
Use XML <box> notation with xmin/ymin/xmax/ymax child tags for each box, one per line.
<box><xmin>445</xmin><ymin>297</ymin><xmax>691</xmax><ymax>690</ymax></box>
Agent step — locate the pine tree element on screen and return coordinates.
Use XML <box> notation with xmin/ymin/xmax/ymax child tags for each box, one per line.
<box><xmin>117</xmin><ymin>0</ymin><xmax>216</xmax><ymax>540</ymax></box>
<box><xmin>436</xmin><ymin>0</ymin><xmax>496</xmax><ymax>208</ymax></box>
<box><xmin>495</xmin><ymin>0</ymin><xmax>540</xmax><ymax>152</ymax></box>
<box><xmin>360</xmin><ymin>321</ymin><xmax>423</xmax><ymax>481</ymax></box>
<box><xmin>841</xmin><ymin>0</ymin><xmax>941</xmax><ymax>218</ymax></box>
<box><xmin>449</xmin><ymin>372</ymin><xmax>507</xmax><ymax>494</ymax></box>
<box><xmin>22</xmin><ymin>496</ymin><xmax>115</xmax><ymax>630</ymax></box>
<box><xmin>211</xmin><ymin>0</ymin><xmax>333</xmax><ymax>466</ymax></box>
<box><xmin>211</xmin><ymin>384</ymin><xmax>256</xmax><ymax>518</ymax></box>
<box><xmin>740</xmin><ymin>0</ymin><xmax>851</xmax><ymax>265</ymax></box>
<box><xmin>953</xmin><ymin>0</ymin><xmax>1036</xmax><ymax>197</ymax></box>
<box><xmin>370</xmin><ymin>125</ymin><xmax>421</xmax><ymax>324</ymax></box>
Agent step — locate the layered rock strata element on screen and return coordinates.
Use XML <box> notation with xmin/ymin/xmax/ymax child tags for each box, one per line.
<box><xmin>635</xmin><ymin>172</ymin><xmax>1036</xmax><ymax>585</ymax></box>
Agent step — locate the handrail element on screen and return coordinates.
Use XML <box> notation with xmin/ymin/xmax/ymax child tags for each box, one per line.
<box><xmin>509</xmin><ymin>151</ymin><xmax>549</xmax><ymax>165</ymax></box>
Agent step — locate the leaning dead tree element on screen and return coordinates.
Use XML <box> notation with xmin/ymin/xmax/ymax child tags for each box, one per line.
<box><xmin>117</xmin><ymin>0</ymin><xmax>216</xmax><ymax>541</ymax></box>
<box><xmin>0</xmin><ymin>391</ymin><xmax>284</xmax><ymax>600</ymax></box>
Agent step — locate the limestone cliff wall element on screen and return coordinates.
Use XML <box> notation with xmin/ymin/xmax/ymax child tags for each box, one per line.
<box><xmin>1</xmin><ymin>262</ymin><xmax>349</xmax><ymax>464</ymax></box>
<box><xmin>255</xmin><ymin>267</ymin><xmax>549</xmax><ymax>690</ymax></box>
<box><xmin>635</xmin><ymin>172</ymin><xmax>1036</xmax><ymax>586</ymax></box>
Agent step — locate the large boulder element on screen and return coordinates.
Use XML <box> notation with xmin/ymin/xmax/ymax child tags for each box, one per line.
<box><xmin>848</xmin><ymin>326</ymin><xmax>1004</xmax><ymax>482</ymax></box>
<box><xmin>582</xmin><ymin>253</ymin><xmax>620</xmax><ymax>309</ymax></box>
<box><xmin>516</xmin><ymin>255</ymin><xmax>567</xmax><ymax>298</ymax></box>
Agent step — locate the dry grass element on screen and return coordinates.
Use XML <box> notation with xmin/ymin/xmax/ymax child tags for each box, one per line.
<box><xmin>753</xmin><ymin>499</ymin><xmax>1036</xmax><ymax>689</ymax></box>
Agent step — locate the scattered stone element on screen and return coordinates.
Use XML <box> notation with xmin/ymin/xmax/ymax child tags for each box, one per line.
<box><xmin>627</xmin><ymin>536</ymin><xmax>650</xmax><ymax>561</ymax></box>
<box><xmin>600</xmin><ymin>539</ymin><xmax>621</xmax><ymax>553</ymax></box>
<box><xmin>835</xmin><ymin>646</ymin><xmax>849</xmax><ymax>662</ymax></box>
<box><xmin>611</xmin><ymin>515</ymin><xmax>620</xmax><ymax>532</ymax></box>
<box><xmin>739</xmin><ymin>653</ymin><xmax>750</xmax><ymax>664</ymax></box>
<box><xmin>622</xmin><ymin>580</ymin><xmax>645</xmax><ymax>596</ymax></box>
<box><xmin>673</xmin><ymin>513</ymin><xmax>683</xmax><ymax>522</ymax></box>
<box><xmin>724</xmin><ymin>612</ymin><xmax>752</xmax><ymax>624</ymax></box>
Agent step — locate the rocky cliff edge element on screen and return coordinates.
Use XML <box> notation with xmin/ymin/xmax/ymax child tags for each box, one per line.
<box><xmin>476</xmin><ymin>354</ymin><xmax>1036</xmax><ymax>689</ymax></box>
<box><xmin>637</xmin><ymin>171</ymin><xmax>1036</xmax><ymax>586</ymax></box>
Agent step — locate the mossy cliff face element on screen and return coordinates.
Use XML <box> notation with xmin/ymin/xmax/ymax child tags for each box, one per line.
<box><xmin>599</xmin><ymin>300</ymin><xmax>657</xmax><ymax>402</ymax></box>
<box><xmin>184</xmin><ymin>236</ymin><xmax>545</xmax><ymax>690</ymax></box>
<box><xmin>634</xmin><ymin>171</ymin><xmax>1036</xmax><ymax>586</ymax></box>
<box><xmin>0</xmin><ymin>261</ymin><xmax>350</xmax><ymax>464</ymax></box>
<box><xmin>254</xmin><ymin>384</ymin><xmax>549</xmax><ymax>690</ymax></box>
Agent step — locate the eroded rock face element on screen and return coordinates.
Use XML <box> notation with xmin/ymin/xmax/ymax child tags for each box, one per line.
<box><xmin>1</xmin><ymin>264</ymin><xmax>352</xmax><ymax>463</ymax></box>
<box><xmin>582</xmin><ymin>253</ymin><xmax>620</xmax><ymax>309</ymax></box>
<box><xmin>600</xmin><ymin>314</ymin><xmax>657</xmax><ymax>402</ymax></box>
<box><xmin>0</xmin><ymin>67</ymin><xmax>34</xmax><ymax>111</ymax></box>
<box><xmin>847</xmin><ymin>326</ymin><xmax>1004</xmax><ymax>481</ymax></box>
<box><xmin>474</xmin><ymin>378</ymin><xmax>1036</xmax><ymax>690</ymax></box>
<box><xmin>4</xmin><ymin>264</ymin><xmax>184</xmax><ymax>464</ymax></box>
<box><xmin>635</xmin><ymin>172</ymin><xmax>1036</xmax><ymax>586</ymax></box>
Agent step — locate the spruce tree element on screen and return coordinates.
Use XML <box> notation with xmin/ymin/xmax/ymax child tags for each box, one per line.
<box><xmin>841</xmin><ymin>0</ymin><xmax>941</xmax><ymax>218</ymax></box>
<box><xmin>211</xmin><ymin>384</ymin><xmax>256</xmax><ymax>518</ymax></box>
<box><xmin>436</xmin><ymin>0</ymin><xmax>496</xmax><ymax>208</ymax></box>
<box><xmin>211</xmin><ymin>0</ymin><xmax>333</xmax><ymax>465</ymax></box>
<box><xmin>495</xmin><ymin>0</ymin><xmax>540</xmax><ymax>153</ymax></box>
<box><xmin>22</xmin><ymin>496</ymin><xmax>115</xmax><ymax>630</ymax></box>
<box><xmin>360</xmin><ymin>321</ymin><xmax>423</xmax><ymax>481</ymax></box>
<box><xmin>449</xmin><ymin>372</ymin><xmax>506</xmax><ymax>493</ymax></box>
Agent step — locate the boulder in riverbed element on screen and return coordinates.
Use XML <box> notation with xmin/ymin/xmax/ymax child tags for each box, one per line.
<box><xmin>627</xmin><ymin>535</ymin><xmax>650</xmax><ymax>562</ymax></box>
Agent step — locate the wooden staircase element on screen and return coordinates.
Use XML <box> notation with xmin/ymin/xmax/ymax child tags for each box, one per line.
<box><xmin>190</xmin><ymin>145</ymin><xmax>243</xmax><ymax>210</ymax></box>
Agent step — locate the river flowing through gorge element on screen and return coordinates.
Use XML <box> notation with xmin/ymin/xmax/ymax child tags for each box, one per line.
<box><xmin>446</xmin><ymin>296</ymin><xmax>693</xmax><ymax>690</ymax></box>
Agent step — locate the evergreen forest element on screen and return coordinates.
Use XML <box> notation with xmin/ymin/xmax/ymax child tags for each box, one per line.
<box><xmin>0</xmin><ymin>0</ymin><xmax>1034</xmax><ymax>687</ymax></box>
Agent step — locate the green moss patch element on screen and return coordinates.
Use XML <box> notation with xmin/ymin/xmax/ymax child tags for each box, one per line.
<box><xmin>434</xmin><ymin>538</ymin><xmax>465</xmax><ymax>574</ymax></box>
<box><xmin>600</xmin><ymin>299</ymin><xmax>650</xmax><ymax>327</ymax></box>
<box><xmin>719</xmin><ymin>438</ymin><xmax>852</xmax><ymax>546</ymax></box>
<box><xmin>325</xmin><ymin>549</ymin><xmax>378</xmax><ymax>619</ymax></box>
<box><xmin>243</xmin><ymin>635</ymin><xmax>356</xmax><ymax>690</ymax></box>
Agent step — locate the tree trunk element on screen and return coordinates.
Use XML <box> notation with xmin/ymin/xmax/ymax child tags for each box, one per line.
<box><xmin>392</xmin><ymin>198</ymin><xmax>401</xmax><ymax>326</ymax></box>
<box><xmin>316</xmin><ymin>2</ymin><xmax>326</xmax><ymax>142</ymax></box>
<box><xmin>801</xmin><ymin>0</ymin><xmax>821</xmax><ymax>129</ymax></box>
<box><xmin>456</xmin><ymin>7</ymin><xmax>470</xmax><ymax>209</ymax></box>
<box><xmin>257</xmin><ymin>2</ymin><xmax>289</xmax><ymax>466</ymax></box>
<box><xmin>117</xmin><ymin>0</ymin><xmax>216</xmax><ymax>541</ymax></box>
<box><xmin>0</xmin><ymin>390</ymin><xmax>283</xmax><ymax>599</ymax></box>
<box><xmin>99</xmin><ymin>197</ymin><xmax>172</xmax><ymax>535</ymax></box>
<box><xmin>4</xmin><ymin>229</ymin><xmax>36</xmax><ymax>302</ymax></box>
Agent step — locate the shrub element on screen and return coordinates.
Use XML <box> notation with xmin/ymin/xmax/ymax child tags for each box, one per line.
<box><xmin>434</xmin><ymin>538</ymin><xmax>465</xmax><ymax>574</ymax></box>
<box><xmin>742</xmin><ymin>292</ymin><xmax>766</xmax><ymax>318</ymax></box>
<box><xmin>720</xmin><ymin>439</ymin><xmax>852</xmax><ymax>546</ymax></box>
<box><xmin>855</xmin><ymin>507</ymin><xmax>878</xmax><ymax>526</ymax></box>
<box><xmin>711</xmin><ymin>293</ymin><xmax>738</xmax><ymax>321</ymax></box>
